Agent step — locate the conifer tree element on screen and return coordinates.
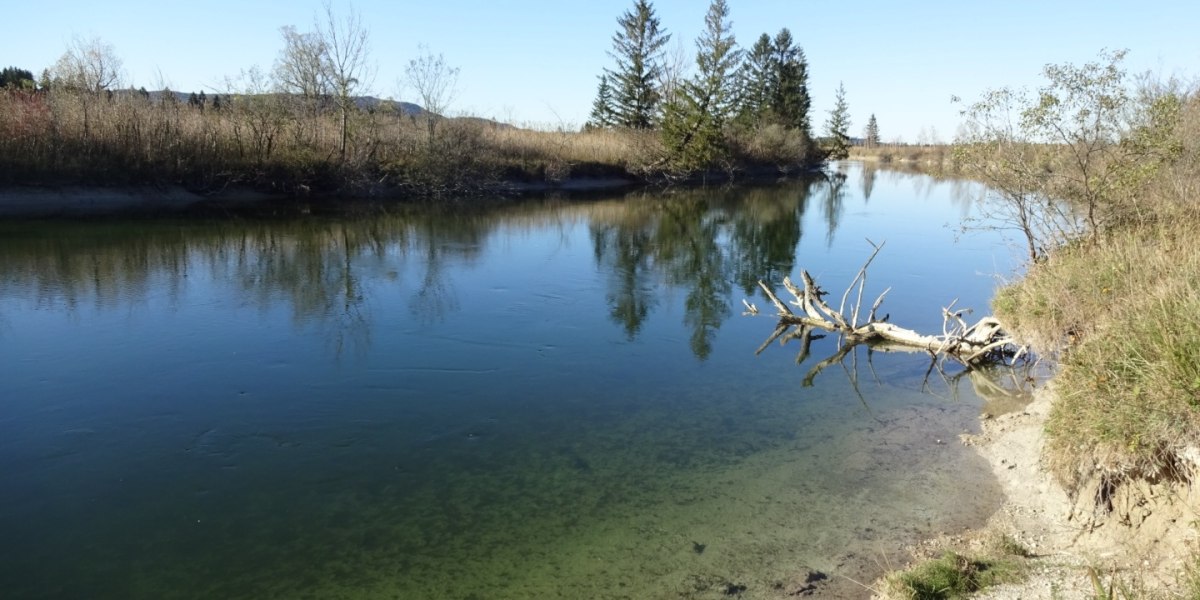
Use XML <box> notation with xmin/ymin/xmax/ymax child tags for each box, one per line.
<box><xmin>864</xmin><ymin>113</ymin><xmax>880</xmax><ymax>148</ymax></box>
<box><xmin>824</xmin><ymin>82</ymin><xmax>852</xmax><ymax>159</ymax></box>
<box><xmin>768</xmin><ymin>28</ymin><xmax>810</xmax><ymax>134</ymax></box>
<box><xmin>604</xmin><ymin>0</ymin><xmax>671</xmax><ymax>129</ymax></box>
<box><xmin>587</xmin><ymin>74</ymin><xmax>617</xmax><ymax>129</ymax></box>
<box><xmin>661</xmin><ymin>0</ymin><xmax>741</xmax><ymax>169</ymax></box>
<box><xmin>0</xmin><ymin>67</ymin><xmax>35</xmax><ymax>89</ymax></box>
<box><xmin>735</xmin><ymin>28</ymin><xmax>810</xmax><ymax>136</ymax></box>
<box><xmin>736</xmin><ymin>34</ymin><xmax>772</xmax><ymax>125</ymax></box>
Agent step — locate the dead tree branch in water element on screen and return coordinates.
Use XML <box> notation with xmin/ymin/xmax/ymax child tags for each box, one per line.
<box><xmin>745</xmin><ymin>242</ymin><xmax>1026</xmax><ymax>385</ymax></box>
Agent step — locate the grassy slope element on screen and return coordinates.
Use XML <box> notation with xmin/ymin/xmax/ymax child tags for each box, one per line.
<box><xmin>991</xmin><ymin>98</ymin><xmax>1200</xmax><ymax>495</ymax></box>
<box><xmin>884</xmin><ymin>93</ymin><xmax>1200</xmax><ymax>598</ymax></box>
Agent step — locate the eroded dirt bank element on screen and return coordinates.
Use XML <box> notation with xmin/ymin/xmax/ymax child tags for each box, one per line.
<box><xmin>886</xmin><ymin>385</ymin><xmax>1200</xmax><ymax>598</ymax></box>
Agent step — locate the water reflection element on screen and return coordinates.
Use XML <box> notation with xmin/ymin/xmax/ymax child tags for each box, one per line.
<box><xmin>0</xmin><ymin>167</ymin><xmax>1021</xmax><ymax>599</ymax></box>
<box><xmin>819</xmin><ymin>172</ymin><xmax>849</xmax><ymax>247</ymax></box>
<box><xmin>0</xmin><ymin>171</ymin><xmax>998</xmax><ymax>364</ymax></box>
<box><xmin>1</xmin><ymin>183</ymin><xmax>825</xmax><ymax>361</ymax></box>
<box><xmin>860</xmin><ymin>162</ymin><xmax>878</xmax><ymax>202</ymax></box>
<box><xmin>590</xmin><ymin>183</ymin><xmax>813</xmax><ymax>358</ymax></box>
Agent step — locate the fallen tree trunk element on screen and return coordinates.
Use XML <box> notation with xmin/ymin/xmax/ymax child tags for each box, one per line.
<box><xmin>747</xmin><ymin>242</ymin><xmax>1023</xmax><ymax>368</ymax></box>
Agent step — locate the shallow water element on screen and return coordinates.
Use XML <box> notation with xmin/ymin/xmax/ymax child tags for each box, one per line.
<box><xmin>1</xmin><ymin>165</ymin><xmax>1016</xmax><ymax>598</ymax></box>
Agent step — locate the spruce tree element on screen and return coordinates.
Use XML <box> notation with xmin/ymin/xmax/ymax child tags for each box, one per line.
<box><xmin>661</xmin><ymin>0</ymin><xmax>741</xmax><ymax>169</ymax></box>
<box><xmin>769</xmin><ymin>29</ymin><xmax>810</xmax><ymax>134</ymax></box>
<box><xmin>735</xmin><ymin>28</ymin><xmax>810</xmax><ymax>137</ymax></box>
<box><xmin>736</xmin><ymin>34</ymin><xmax>772</xmax><ymax>125</ymax></box>
<box><xmin>0</xmin><ymin>67</ymin><xmax>35</xmax><ymax>89</ymax></box>
<box><xmin>864</xmin><ymin>113</ymin><xmax>880</xmax><ymax>148</ymax></box>
<box><xmin>824</xmin><ymin>82</ymin><xmax>852</xmax><ymax>160</ymax></box>
<box><xmin>605</xmin><ymin>0</ymin><xmax>671</xmax><ymax>129</ymax></box>
<box><xmin>587</xmin><ymin>74</ymin><xmax>617</xmax><ymax>129</ymax></box>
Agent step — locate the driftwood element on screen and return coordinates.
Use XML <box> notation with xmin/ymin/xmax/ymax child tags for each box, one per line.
<box><xmin>746</xmin><ymin>241</ymin><xmax>1024</xmax><ymax>382</ymax></box>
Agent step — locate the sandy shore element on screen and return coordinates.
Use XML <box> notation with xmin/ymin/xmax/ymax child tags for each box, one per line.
<box><xmin>887</xmin><ymin>385</ymin><xmax>1200</xmax><ymax>598</ymax></box>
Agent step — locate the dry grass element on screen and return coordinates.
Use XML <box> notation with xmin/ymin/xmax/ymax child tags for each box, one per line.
<box><xmin>481</xmin><ymin>126</ymin><xmax>662</xmax><ymax>177</ymax></box>
<box><xmin>0</xmin><ymin>88</ymin><xmax>656</xmax><ymax>193</ymax></box>
<box><xmin>0</xmin><ymin>88</ymin><xmax>816</xmax><ymax>195</ymax></box>
<box><xmin>991</xmin><ymin>93</ymin><xmax>1200</xmax><ymax>493</ymax></box>
<box><xmin>850</xmin><ymin>144</ymin><xmax>952</xmax><ymax>167</ymax></box>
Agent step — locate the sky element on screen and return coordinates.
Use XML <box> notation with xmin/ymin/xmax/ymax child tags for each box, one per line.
<box><xmin>5</xmin><ymin>0</ymin><xmax>1199</xmax><ymax>142</ymax></box>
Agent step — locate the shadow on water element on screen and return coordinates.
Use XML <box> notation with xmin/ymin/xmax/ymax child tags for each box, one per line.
<box><xmin>0</xmin><ymin>168</ymin><xmax>1025</xmax><ymax>599</ymax></box>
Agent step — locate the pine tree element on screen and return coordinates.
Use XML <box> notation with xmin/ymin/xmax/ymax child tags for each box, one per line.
<box><xmin>0</xmin><ymin>66</ymin><xmax>36</xmax><ymax>89</ymax></box>
<box><xmin>736</xmin><ymin>34</ymin><xmax>772</xmax><ymax>125</ymax></box>
<box><xmin>587</xmin><ymin>74</ymin><xmax>617</xmax><ymax>129</ymax></box>
<box><xmin>769</xmin><ymin>29</ymin><xmax>810</xmax><ymax>134</ymax></box>
<box><xmin>864</xmin><ymin>113</ymin><xmax>880</xmax><ymax>148</ymax></box>
<box><xmin>824</xmin><ymin>82</ymin><xmax>851</xmax><ymax>160</ymax></box>
<box><xmin>735</xmin><ymin>28</ymin><xmax>810</xmax><ymax>136</ymax></box>
<box><xmin>605</xmin><ymin>0</ymin><xmax>671</xmax><ymax>129</ymax></box>
<box><xmin>661</xmin><ymin>0</ymin><xmax>741</xmax><ymax>169</ymax></box>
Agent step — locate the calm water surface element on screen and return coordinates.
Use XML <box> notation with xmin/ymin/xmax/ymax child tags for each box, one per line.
<box><xmin>1</xmin><ymin>165</ymin><xmax>1019</xmax><ymax>599</ymax></box>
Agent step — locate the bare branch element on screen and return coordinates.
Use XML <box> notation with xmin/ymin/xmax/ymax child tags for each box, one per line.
<box><xmin>749</xmin><ymin>246</ymin><xmax>1021</xmax><ymax>384</ymax></box>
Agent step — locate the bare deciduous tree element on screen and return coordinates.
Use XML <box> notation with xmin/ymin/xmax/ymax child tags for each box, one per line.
<box><xmin>273</xmin><ymin>25</ymin><xmax>330</xmax><ymax>101</ymax></box>
<box><xmin>404</xmin><ymin>45</ymin><xmax>459</xmax><ymax>145</ymax></box>
<box><xmin>224</xmin><ymin>66</ymin><xmax>289</xmax><ymax>165</ymax></box>
<box><xmin>50</xmin><ymin>35</ymin><xmax>124</xmax><ymax>141</ymax></box>
<box><xmin>52</xmin><ymin>35</ymin><xmax>124</xmax><ymax>93</ymax></box>
<box><xmin>954</xmin><ymin>50</ymin><xmax>1167</xmax><ymax>262</ymax></box>
<box><xmin>656</xmin><ymin>38</ymin><xmax>689</xmax><ymax>110</ymax></box>
<box><xmin>316</xmin><ymin>0</ymin><xmax>373</xmax><ymax>162</ymax></box>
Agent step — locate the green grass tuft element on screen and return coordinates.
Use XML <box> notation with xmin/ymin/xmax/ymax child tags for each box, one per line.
<box><xmin>886</xmin><ymin>551</ymin><xmax>1023</xmax><ymax>600</ymax></box>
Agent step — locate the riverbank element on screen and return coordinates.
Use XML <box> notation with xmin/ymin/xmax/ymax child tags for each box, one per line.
<box><xmin>872</xmin><ymin>171</ymin><xmax>1200</xmax><ymax>597</ymax></box>
<box><xmin>0</xmin><ymin>179</ymin><xmax>641</xmax><ymax>218</ymax></box>
<box><xmin>848</xmin><ymin>145</ymin><xmax>951</xmax><ymax>169</ymax></box>
<box><xmin>872</xmin><ymin>78</ymin><xmax>1200</xmax><ymax>594</ymax></box>
<box><xmin>878</xmin><ymin>383</ymin><xmax>1200</xmax><ymax>598</ymax></box>
<box><xmin>0</xmin><ymin>163</ymin><xmax>830</xmax><ymax>218</ymax></box>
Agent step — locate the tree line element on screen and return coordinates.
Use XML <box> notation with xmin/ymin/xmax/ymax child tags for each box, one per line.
<box><xmin>1</xmin><ymin>0</ymin><xmax>860</xmax><ymax>194</ymax></box>
<box><xmin>586</xmin><ymin>0</ymin><xmax>853</xmax><ymax>171</ymax></box>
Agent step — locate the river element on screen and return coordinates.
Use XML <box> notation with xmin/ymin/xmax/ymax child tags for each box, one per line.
<box><xmin>0</xmin><ymin>164</ymin><xmax>1020</xmax><ymax>599</ymax></box>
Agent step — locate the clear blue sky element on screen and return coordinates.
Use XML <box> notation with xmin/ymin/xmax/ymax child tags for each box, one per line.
<box><xmin>5</xmin><ymin>0</ymin><xmax>1198</xmax><ymax>141</ymax></box>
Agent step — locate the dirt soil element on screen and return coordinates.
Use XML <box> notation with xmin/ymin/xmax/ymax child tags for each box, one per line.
<box><xmin>885</xmin><ymin>384</ymin><xmax>1200</xmax><ymax>598</ymax></box>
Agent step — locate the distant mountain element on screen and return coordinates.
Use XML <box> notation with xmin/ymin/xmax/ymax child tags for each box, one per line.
<box><xmin>452</xmin><ymin>115</ymin><xmax>515</xmax><ymax>130</ymax></box>
<box><xmin>107</xmin><ymin>89</ymin><xmax>514</xmax><ymax>129</ymax></box>
<box><xmin>354</xmin><ymin>96</ymin><xmax>423</xmax><ymax>116</ymax></box>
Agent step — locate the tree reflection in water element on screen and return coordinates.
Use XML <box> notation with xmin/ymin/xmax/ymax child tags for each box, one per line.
<box><xmin>0</xmin><ymin>180</ymin><xmax>831</xmax><ymax>361</ymax></box>
<box><xmin>590</xmin><ymin>181</ymin><xmax>815</xmax><ymax>359</ymax></box>
<box><xmin>860</xmin><ymin>162</ymin><xmax>878</xmax><ymax>203</ymax></box>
